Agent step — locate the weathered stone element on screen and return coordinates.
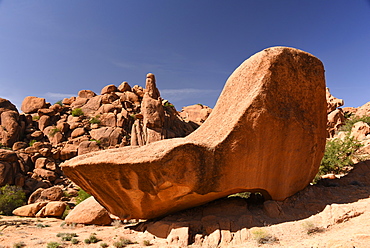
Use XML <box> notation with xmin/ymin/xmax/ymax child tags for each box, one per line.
<box><xmin>61</xmin><ymin>47</ymin><xmax>327</xmax><ymax>220</ymax></box>
<box><xmin>90</xmin><ymin>127</ymin><xmax>123</xmax><ymax>147</ymax></box>
<box><xmin>0</xmin><ymin>149</ymin><xmax>18</xmax><ymax>162</ymax></box>
<box><xmin>132</xmin><ymin>85</ymin><xmax>144</xmax><ymax>98</ymax></box>
<box><xmin>0</xmin><ymin>111</ymin><xmax>21</xmax><ymax>147</ymax></box>
<box><xmin>327</xmin><ymin>108</ymin><xmax>345</xmax><ymax>138</ymax></box>
<box><xmin>101</xmin><ymin>93</ymin><xmax>119</xmax><ymax>104</ymax></box>
<box><xmin>78</xmin><ymin>141</ymin><xmax>101</xmax><ymax>156</ymax></box>
<box><xmin>65</xmin><ymin>196</ymin><xmax>112</xmax><ymax>225</ymax></box>
<box><xmin>36</xmin><ymin>201</ymin><xmax>67</xmax><ymax>217</ymax></box>
<box><xmin>62</xmin><ymin>96</ymin><xmax>76</xmax><ymax>106</ymax></box>
<box><xmin>21</xmin><ymin>96</ymin><xmax>46</xmax><ymax>114</ymax></box>
<box><xmin>100</xmin><ymin>113</ymin><xmax>117</xmax><ymax>127</ymax></box>
<box><xmin>0</xmin><ymin>161</ymin><xmax>14</xmax><ymax>186</ymax></box>
<box><xmin>118</xmin><ymin>81</ymin><xmax>132</xmax><ymax>92</ymax></box>
<box><xmin>351</xmin><ymin>121</ymin><xmax>370</xmax><ymax>140</ymax></box>
<box><xmin>179</xmin><ymin>104</ymin><xmax>212</xmax><ymax>125</ymax></box>
<box><xmin>44</xmin><ymin>126</ymin><xmax>64</xmax><ymax>146</ymax></box>
<box><xmin>12</xmin><ymin>141</ymin><xmax>28</xmax><ymax>151</ymax></box>
<box><xmin>0</xmin><ymin>98</ymin><xmax>18</xmax><ymax>114</ymax></box>
<box><xmin>263</xmin><ymin>200</ymin><xmax>283</xmax><ymax>218</ymax></box>
<box><xmin>38</xmin><ymin>115</ymin><xmax>51</xmax><ymax>131</ymax></box>
<box><xmin>12</xmin><ymin>202</ymin><xmax>48</xmax><ymax>217</ymax></box>
<box><xmin>101</xmin><ymin>84</ymin><xmax>117</xmax><ymax>95</ymax></box>
<box><xmin>38</xmin><ymin>108</ymin><xmax>55</xmax><ymax>116</ymax></box>
<box><xmin>81</xmin><ymin>95</ymin><xmax>102</xmax><ymax>116</ymax></box>
<box><xmin>60</xmin><ymin>144</ymin><xmax>78</xmax><ymax>160</ymax></box>
<box><xmin>326</xmin><ymin>88</ymin><xmax>344</xmax><ymax>113</ymax></box>
<box><xmin>355</xmin><ymin>101</ymin><xmax>370</xmax><ymax>117</ymax></box>
<box><xmin>70</xmin><ymin>97</ymin><xmax>88</xmax><ymax>109</ymax></box>
<box><xmin>33</xmin><ymin>168</ymin><xmax>57</xmax><ymax>182</ymax></box>
<box><xmin>78</xmin><ymin>90</ymin><xmax>96</xmax><ymax>99</ymax></box>
<box><xmin>71</xmin><ymin>127</ymin><xmax>86</xmax><ymax>138</ymax></box>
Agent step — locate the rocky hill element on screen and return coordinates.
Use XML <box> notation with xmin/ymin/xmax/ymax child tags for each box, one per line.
<box><xmin>0</xmin><ymin>73</ymin><xmax>211</xmax><ymax>199</ymax></box>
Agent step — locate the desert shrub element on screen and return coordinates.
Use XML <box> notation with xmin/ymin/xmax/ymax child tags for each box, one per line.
<box><xmin>36</xmin><ymin>223</ymin><xmax>50</xmax><ymax>228</ymax></box>
<box><xmin>61</xmin><ymin>205</ymin><xmax>70</xmax><ymax>220</ymax></box>
<box><xmin>251</xmin><ymin>228</ymin><xmax>278</xmax><ymax>244</ymax></box>
<box><xmin>197</xmin><ymin>103</ymin><xmax>203</xmax><ymax>107</ymax></box>
<box><xmin>113</xmin><ymin>238</ymin><xmax>137</xmax><ymax>247</ymax></box>
<box><xmin>49</xmin><ymin>127</ymin><xmax>61</xmax><ymax>137</ymax></box>
<box><xmin>46</xmin><ymin>242</ymin><xmax>62</xmax><ymax>248</ymax></box>
<box><xmin>163</xmin><ymin>102</ymin><xmax>174</xmax><ymax>108</ymax></box>
<box><xmin>228</xmin><ymin>192</ymin><xmax>251</xmax><ymax>199</ymax></box>
<box><xmin>29</xmin><ymin>139</ymin><xmax>37</xmax><ymax>147</ymax></box>
<box><xmin>13</xmin><ymin>242</ymin><xmax>26</xmax><ymax>248</ymax></box>
<box><xmin>84</xmin><ymin>233</ymin><xmax>101</xmax><ymax>244</ymax></box>
<box><xmin>302</xmin><ymin>221</ymin><xmax>325</xmax><ymax>235</ymax></box>
<box><xmin>71</xmin><ymin>238</ymin><xmax>79</xmax><ymax>244</ymax></box>
<box><xmin>75</xmin><ymin>188</ymin><xmax>91</xmax><ymax>205</ymax></box>
<box><xmin>32</xmin><ymin>115</ymin><xmax>40</xmax><ymax>121</ymax></box>
<box><xmin>339</xmin><ymin>115</ymin><xmax>370</xmax><ymax>132</ymax></box>
<box><xmin>71</xmin><ymin>108</ymin><xmax>84</xmax><ymax>117</ymax></box>
<box><xmin>90</xmin><ymin>139</ymin><xmax>101</xmax><ymax>145</ymax></box>
<box><xmin>0</xmin><ymin>185</ymin><xmax>26</xmax><ymax>215</ymax></box>
<box><xmin>143</xmin><ymin>240</ymin><xmax>151</xmax><ymax>246</ymax></box>
<box><xmin>318</xmin><ymin>135</ymin><xmax>363</xmax><ymax>176</ymax></box>
<box><xmin>55</xmin><ymin>100</ymin><xmax>63</xmax><ymax>106</ymax></box>
<box><xmin>100</xmin><ymin>243</ymin><xmax>109</xmax><ymax>248</ymax></box>
<box><xmin>89</xmin><ymin>115</ymin><xmax>101</xmax><ymax>125</ymax></box>
<box><xmin>56</xmin><ymin>232</ymin><xmax>77</xmax><ymax>241</ymax></box>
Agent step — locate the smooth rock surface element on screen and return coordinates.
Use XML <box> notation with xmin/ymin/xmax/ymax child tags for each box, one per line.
<box><xmin>61</xmin><ymin>47</ymin><xmax>327</xmax><ymax>220</ymax></box>
<box><xmin>65</xmin><ymin>196</ymin><xmax>112</xmax><ymax>225</ymax></box>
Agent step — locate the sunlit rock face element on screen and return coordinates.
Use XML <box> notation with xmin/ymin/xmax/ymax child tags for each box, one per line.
<box><xmin>61</xmin><ymin>47</ymin><xmax>327</xmax><ymax>220</ymax></box>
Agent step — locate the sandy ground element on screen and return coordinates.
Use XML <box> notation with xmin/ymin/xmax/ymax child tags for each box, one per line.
<box><xmin>1</xmin><ymin>198</ymin><xmax>370</xmax><ymax>248</ymax></box>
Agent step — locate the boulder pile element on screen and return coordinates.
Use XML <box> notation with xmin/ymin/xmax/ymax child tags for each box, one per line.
<box><xmin>1</xmin><ymin>75</ymin><xmax>207</xmax><ymax>218</ymax></box>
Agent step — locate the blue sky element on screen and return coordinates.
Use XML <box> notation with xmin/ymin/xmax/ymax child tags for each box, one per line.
<box><xmin>0</xmin><ymin>1</ymin><xmax>369</xmax><ymax>111</ymax></box>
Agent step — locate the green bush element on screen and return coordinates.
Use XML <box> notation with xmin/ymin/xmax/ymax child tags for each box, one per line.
<box><xmin>0</xmin><ymin>185</ymin><xmax>26</xmax><ymax>215</ymax></box>
<box><xmin>89</xmin><ymin>115</ymin><xmax>101</xmax><ymax>125</ymax></box>
<box><xmin>84</xmin><ymin>233</ymin><xmax>101</xmax><ymax>244</ymax></box>
<box><xmin>163</xmin><ymin>102</ymin><xmax>174</xmax><ymax>108</ymax></box>
<box><xmin>46</xmin><ymin>242</ymin><xmax>62</xmax><ymax>248</ymax></box>
<box><xmin>75</xmin><ymin>188</ymin><xmax>91</xmax><ymax>205</ymax></box>
<box><xmin>49</xmin><ymin>127</ymin><xmax>61</xmax><ymax>137</ymax></box>
<box><xmin>339</xmin><ymin>115</ymin><xmax>370</xmax><ymax>132</ymax></box>
<box><xmin>318</xmin><ymin>135</ymin><xmax>363</xmax><ymax>176</ymax></box>
<box><xmin>32</xmin><ymin>115</ymin><xmax>40</xmax><ymax>121</ymax></box>
<box><xmin>251</xmin><ymin>228</ymin><xmax>278</xmax><ymax>244</ymax></box>
<box><xmin>29</xmin><ymin>139</ymin><xmax>37</xmax><ymax>147</ymax></box>
<box><xmin>55</xmin><ymin>100</ymin><xmax>63</xmax><ymax>106</ymax></box>
<box><xmin>71</xmin><ymin>108</ymin><xmax>84</xmax><ymax>117</ymax></box>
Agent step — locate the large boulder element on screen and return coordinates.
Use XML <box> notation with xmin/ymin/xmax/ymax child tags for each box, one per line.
<box><xmin>21</xmin><ymin>96</ymin><xmax>46</xmax><ymax>114</ymax></box>
<box><xmin>65</xmin><ymin>196</ymin><xmax>112</xmax><ymax>225</ymax></box>
<box><xmin>0</xmin><ymin>110</ymin><xmax>21</xmax><ymax>147</ymax></box>
<box><xmin>61</xmin><ymin>47</ymin><xmax>327</xmax><ymax>220</ymax></box>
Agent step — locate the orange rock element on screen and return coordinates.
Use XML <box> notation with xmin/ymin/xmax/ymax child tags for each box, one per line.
<box><xmin>326</xmin><ymin>88</ymin><xmax>344</xmax><ymax>113</ymax></box>
<box><xmin>12</xmin><ymin>202</ymin><xmax>47</xmax><ymax>217</ymax></box>
<box><xmin>355</xmin><ymin>101</ymin><xmax>370</xmax><ymax>117</ymax></box>
<box><xmin>65</xmin><ymin>196</ymin><xmax>112</xmax><ymax>225</ymax></box>
<box><xmin>61</xmin><ymin>47</ymin><xmax>327</xmax><ymax>220</ymax></box>
<box><xmin>351</xmin><ymin>121</ymin><xmax>370</xmax><ymax>140</ymax></box>
<box><xmin>21</xmin><ymin>96</ymin><xmax>46</xmax><ymax>114</ymax></box>
<box><xmin>179</xmin><ymin>104</ymin><xmax>212</xmax><ymax>125</ymax></box>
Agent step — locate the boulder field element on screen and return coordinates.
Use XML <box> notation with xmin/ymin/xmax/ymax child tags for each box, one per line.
<box><xmin>61</xmin><ymin>46</ymin><xmax>327</xmax><ymax>220</ymax></box>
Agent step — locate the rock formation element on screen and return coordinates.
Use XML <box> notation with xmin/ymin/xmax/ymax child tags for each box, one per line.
<box><xmin>0</xmin><ymin>98</ymin><xmax>21</xmax><ymax>147</ymax></box>
<box><xmin>326</xmin><ymin>88</ymin><xmax>345</xmax><ymax>137</ymax></box>
<box><xmin>61</xmin><ymin>47</ymin><xmax>327</xmax><ymax>220</ymax></box>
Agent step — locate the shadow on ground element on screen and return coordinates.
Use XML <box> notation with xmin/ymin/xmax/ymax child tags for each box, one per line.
<box><xmin>129</xmin><ymin>160</ymin><xmax>370</xmax><ymax>243</ymax></box>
